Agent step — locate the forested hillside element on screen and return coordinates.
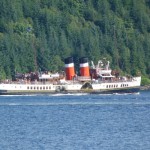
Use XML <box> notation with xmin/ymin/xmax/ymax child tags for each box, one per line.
<box><xmin>0</xmin><ymin>0</ymin><xmax>150</xmax><ymax>80</ymax></box>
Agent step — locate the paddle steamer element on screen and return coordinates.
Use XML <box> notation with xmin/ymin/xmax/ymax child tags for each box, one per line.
<box><xmin>0</xmin><ymin>57</ymin><xmax>141</xmax><ymax>95</ymax></box>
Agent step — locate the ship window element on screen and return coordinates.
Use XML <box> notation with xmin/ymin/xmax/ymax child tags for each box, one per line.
<box><xmin>127</xmin><ymin>84</ymin><xmax>128</xmax><ymax>86</ymax></box>
<box><xmin>109</xmin><ymin>85</ymin><xmax>111</xmax><ymax>88</ymax></box>
<box><xmin>116</xmin><ymin>85</ymin><xmax>118</xmax><ymax>88</ymax></box>
<box><xmin>37</xmin><ymin>87</ymin><xmax>39</xmax><ymax>90</ymax></box>
<box><xmin>27</xmin><ymin>86</ymin><xmax>29</xmax><ymax>89</ymax></box>
<box><xmin>43</xmin><ymin>86</ymin><xmax>45</xmax><ymax>90</ymax></box>
<box><xmin>106</xmin><ymin>85</ymin><xmax>108</xmax><ymax>88</ymax></box>
<box><xmin>34</xmin><ymin>86</ymin><xmax>36</xmax><ymax>90</ymax></box>
<box><xmin>46</xmin><ymin>86</ymin><xmax>48</xmax><ymax>89</ymax></box>
<box><xmin>40</xmin><ymin>87</ymin><xmax>42</xmax><ymax>90</ymax></box>
<box><xmin>49</xmin><ymin>86</ymin><xmax>51</xmax><ymax>89</ymax></box>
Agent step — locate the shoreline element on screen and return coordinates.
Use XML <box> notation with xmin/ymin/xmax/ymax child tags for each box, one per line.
<box><xmin>140</xmin><ymin>85</ymin><xmax>150</xmax><ymax>90</ymax></box>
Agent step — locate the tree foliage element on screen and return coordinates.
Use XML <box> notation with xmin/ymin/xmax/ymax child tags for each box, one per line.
<box><xmin>0</xmin><ymin>0</ymin><xmax>150</xmax><ymax>79</ymax></box>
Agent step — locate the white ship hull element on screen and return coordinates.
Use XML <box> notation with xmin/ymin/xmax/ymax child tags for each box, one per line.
<box><xmin>0</xmin><ymin>77</ymin><xmax>141</xmax><ymax>95</ymax></box>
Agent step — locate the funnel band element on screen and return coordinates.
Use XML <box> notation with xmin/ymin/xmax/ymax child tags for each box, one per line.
<box><xmin>65</xmin><ymin>63</ymin><xmax>74</xmax><ymax>68</ymax></box>
<box><xmin>80</xmin><ymin>63</ymin><xmax>89</xmax><ymax>67</ymax></box>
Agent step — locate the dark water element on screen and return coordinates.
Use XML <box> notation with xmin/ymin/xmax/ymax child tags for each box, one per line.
<box><xmin>0</xmin><ymin>91</ymin><xmax>150</xmax><ymax>150</ymax></box>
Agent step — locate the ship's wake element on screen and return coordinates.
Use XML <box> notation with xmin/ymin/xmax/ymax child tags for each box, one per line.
<box><xmin>0</xmin><ymin>92</ymin><xmax>140</xmax><ymax>97</ymax></box>
<box><xmin>0</xmin><ymin>101</ymin><xmax>149</xmax><ymax>106</ymax></box>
